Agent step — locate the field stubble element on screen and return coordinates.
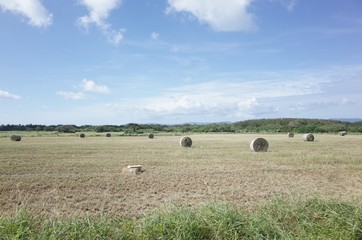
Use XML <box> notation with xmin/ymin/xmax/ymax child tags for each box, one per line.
<box><xmin>1</xmin><ymin>134</ymin><xmax>362</xmax><ymax>218</ymax></box>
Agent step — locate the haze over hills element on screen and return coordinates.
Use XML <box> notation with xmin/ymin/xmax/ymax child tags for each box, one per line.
<box><xmin>184</xmin><ymin>118</ymin><xmax>362</xmax><ymax>126</ymax></box>
<box><xmin>330</xmin><ymin>118</ymin><xmax>362</xmax><ymax>123</ymax></box>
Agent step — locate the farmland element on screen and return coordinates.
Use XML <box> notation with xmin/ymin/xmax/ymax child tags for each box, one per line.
<box><xmin>1</xmin><ymin>133</ymin><xmax>362</xmax><ymax>219</ymax></box>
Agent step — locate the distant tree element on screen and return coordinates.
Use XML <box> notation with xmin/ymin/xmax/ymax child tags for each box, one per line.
<box><xmin>95</xmin><ymin>126</ymin><xmax>105</xmax><ymax>132</ymax></box>
<box><xmin>55</xmin><ymin>125</ymin><xmax>77</xmax><ymax>133</ymax></box>
<box><xmin>125</xmin><ymin>123</ymin><xmax>140</xmax><ymax>132</ymax></box>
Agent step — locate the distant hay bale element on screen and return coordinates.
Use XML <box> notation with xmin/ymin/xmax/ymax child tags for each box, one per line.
<box><xmin>10</xmin><ymin>135</ymin><xmax>21</xmax><ymax>141</ymax></box>
<box><xmin>122</xmin><ymin>165</ymin><xmax>143</xmax><ymax>175</ymax></box>
<box><xmin>250</xmin><ymin>138</ymin><xmax>269</xmax><ymax>152</ymax></box>
<box><xmin>180</xmin><ymin>136</ymin><xmax>192</xmax><ymax>147</ymax></box>
<box><xmin>148</xmin><ymin>133</ymin><xmax>154</xmax><ymax>139</ymax></box>
<box><xmin>287</xmin><ymin>132</ymin><xmax>294</xmax><ymax>138</ymax></box>
<box><xmin>339</xmin><ymin>131</ymin><xmax>347</xmax><ymax>136</ymax></box>
<box><xmin>303</xmin><ymin>133</ymin><xmax>314</xmax><ymax>141</ymax></box>
<box><xmin>80</xmin><ymin>133</ymin><xmax>85</xmax><ymax>138</ymax></box>
<box><xmin>106</xmin><ymin>133</ymin><xmax>111</xmax><ymax>137</ymax></box>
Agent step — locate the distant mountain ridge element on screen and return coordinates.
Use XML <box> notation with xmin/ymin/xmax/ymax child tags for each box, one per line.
<box><xmin>330</xmin><ymin>118</ymin><xmax>362</xmax><ymax>123</ymax></box>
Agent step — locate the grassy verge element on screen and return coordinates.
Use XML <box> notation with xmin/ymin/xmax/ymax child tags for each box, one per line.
<box><xmin>1</xmin><ymin>197</ymin><xmax>361</xmax><ymax>239</ymax></box>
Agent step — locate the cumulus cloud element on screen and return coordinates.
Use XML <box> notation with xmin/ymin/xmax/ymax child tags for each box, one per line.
<box><xmin>123</xmin><ymin>74</ymin><xmax>328</xmax><ymax>120</ymax></box>
<box><xmin>237</xmin><ymin>97</ymin><xmax>278</xmax><ymax>117</ymax></box>
<box><xmin>57</xmin><ymin>79</ymin><xmax>110</xmax><ymax>100</ymax></box>
<box><xmin>143</xmin><ymin>95</ymin><xmax>279</xmax><ymax>119</ymax></box>
<box><xmin>77</xmin><ymin>0</ymin><xmax>125</xmax><ymax>45</ymax></box>
<box><xmin>166</xmin><ymin>0</ymin><xmax>256</xmax><ymax>32</ymax></box>
<box><xmin>145</xmin><ymin>95</ymin><xmax>220</xmax><ymax>114</ymax></box>
<box><xmin>56</xmin><ymin>91</ymin><xmax>87</xmax><ymax>100</ymax></box>
<box><xmin>0</xmin><ymin>90</ymin><xmax>21</xmax><ymax>100</ymax></box>
<box><xmin>0</xmin><ymin>0</ymin><xmax>52</xmax><ymax>27</ymax></box>
<box><xmin>80</xmin><ymin>79</ymin><xmax>110</xmax><ymax>93</ymax></box>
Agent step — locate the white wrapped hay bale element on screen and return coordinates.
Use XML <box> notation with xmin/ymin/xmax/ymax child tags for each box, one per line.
<box><xmin>250</xmin><ymin>138</ymin><xmax>269</xmax><ymax>152</ymax></box>
<box><xmin>303</xmin><ymin>133</ymin><xmax>314</xmax><ymax>141</ymax></box>
<box><xmin>339</xmin><ymin>131</ymin><xmax>347</xmax><ymax>136</ymax></box>
<box><xmin>180</xmin><ymin>136</ymin><xmax>192</xmax><ymax>147</ymax></box>
<box><xmin>122</xmin><ymin>165</ymin><xmax>143</xmax><ymax>175</ymax></box>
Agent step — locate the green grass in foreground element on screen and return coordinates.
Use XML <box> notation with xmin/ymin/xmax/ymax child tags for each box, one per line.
<box><xmin>1</xmin><ymin>197</ymin><xmax>362</xmax><ymax>240</ymax></box>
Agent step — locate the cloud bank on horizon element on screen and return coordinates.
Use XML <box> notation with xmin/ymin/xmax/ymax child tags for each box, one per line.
<box><xmin>1</xmin><ymin>0</ymin><xmax>361</xmax><ymax>124</ymax></box>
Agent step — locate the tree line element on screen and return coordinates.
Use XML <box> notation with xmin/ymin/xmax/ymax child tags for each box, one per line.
<box><xmin>1</xmin><ymin>118</ymin><xmax>362</xmax><ymax>134</ymax></box>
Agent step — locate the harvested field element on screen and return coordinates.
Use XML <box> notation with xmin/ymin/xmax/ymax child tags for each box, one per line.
<box><xmin>1</xmin><ymin>134</ymin><xmax>362</xmax><ymax>218</ymax></box>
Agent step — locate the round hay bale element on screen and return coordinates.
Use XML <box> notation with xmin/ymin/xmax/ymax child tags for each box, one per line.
<box><xmin>339</xmin><ymin>131</ymin><xmax>347</xmax><ymax>136</ymax></box>
<box><xmin>80</xmin><ymin>133</ymin><xmax>85</xmax><ymax>138</ymax></box>
<box><xmin>10</xmin><ymin>135</ymin><xmax>21</xmax><ymax>141</ymax></box>
<box><xmin>303</xmin><ymin>133</ymin><xmax>314</xmax><ymax>141</ymax></box>
<box><xmin>180</xmin><ymin>136</ymin><xmax>192</xmax><ymax>147</ymax></box>
<box><xmin>148</xmin><ymin>133</ymin><xmax>154</xmax><ymax>139</ymax></box>
<box><xmin>287</xmin><ymin>132</ymin><xmax>294</xmax><ymax>138</ymax></box>
<box><xmin>106</xmin><ymin>133</ymin><xmax>111</xmax><ymax>137</ymax></box>
<box><xmin>250</xmin><ymin>138</ymin><xmax>269</xmax><ymax>152</ymax></box>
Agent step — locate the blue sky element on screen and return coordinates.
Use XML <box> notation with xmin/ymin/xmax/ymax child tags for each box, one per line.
<box><xmin>0</xmin><ymin>0</ymin><xmax>361</xmax><ymax>125</ymax></box>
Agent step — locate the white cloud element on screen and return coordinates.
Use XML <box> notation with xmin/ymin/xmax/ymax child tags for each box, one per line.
<box><xmin>290</xmin><ymin>98</ymin><xmax>356</xmax><ymax>112</ymax></box>
<box><xmin>145</xmin><ymin>95</ymin><xmax>219</xmax><ymax>114</ymax></box>
<box><xmin>56</xmin><ymin>79</ymin><xmax>110</xmax><ymax>100</ymax></box>
<box><xmin>151</xmin><ymin>32</ymin><xmax>160</xmax><ymax>40</ymax></box>
<box><xmin>56</xmin><ymin>91</ymin><xmax>87</xmax><ymax>100</ymax></box>
<box><xmin>169</xmin><ymin>77</ymin><xmax>325</xmax><ymax>101</ymax></box>
<box><xmin>237</xmin><ymin>98</ymin><xmax>278</xmax><ymax>117</ymax></box>
<box><xmin>133</xmin><ymin>76</ymin><xmax>323</xmax><ymax>119</ymax></box>
<box><xmin>0</xmin><ymin>90</ymin><xmax>21</xmax><ymax>100</ymax></box>
<box><xmin>57</xmin><ymin>91</ymin><xmax>87</xmax><ymax>100</ymax></box>
<box><xmin>274</xmin><ymin>0</ymin><xmax>298</xmax><ymax>12</ymax></box>
<box><xmin>104</xmin><ymin>66</ymin><xmax>362</xmax><ymax>123</ymax></box>
<box><xmin>166</xmin><ymin>0</ymin><xmax>256</xmax><ymax>32</ymax></box>
<box><xmin>77</xmin><ymin>0</ymin><xmax>125</xmax><ymax>45</ymax></box>
<box><xmin>80</xmin><ymin>79</ymin><xmax>110</xmax><ymax>93</ymax></box>
<box><xmin>0</xmin><ymin>0</ymin><xmax>52</xmax><ymax>27</ymax></box>
<box><xmin>105</xmin><ymin>28</ymin><xmax>125</xmax><ymax>45</ymax></box>
<box><xmin>143</xmin><ymin>95</ymin><xmax>279</xmax><ymax>119</ymax></box>
<box><xmin>123</xmin><ymin>68</ymin><xmax>336</xmax><ymax>120</ymax></box>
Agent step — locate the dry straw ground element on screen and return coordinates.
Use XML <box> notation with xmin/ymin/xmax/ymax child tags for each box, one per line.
<box><xmin>1</xmin><ymin>134</ymin><xmax>362</xmax><ymax>218</ymax></box>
